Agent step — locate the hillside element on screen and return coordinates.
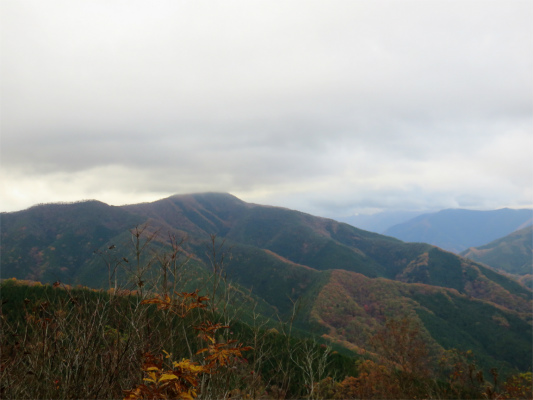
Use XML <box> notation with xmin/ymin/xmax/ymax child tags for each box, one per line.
<box><xmin>1</xmin><ymin>193</ymin><xmax>532</xmax><ymax>374</ymax></box>
<box><xmin>460</xmin><ymin>226</ymin><xmax>532</xmax><ymax>276</ymax></box>
<box><xmin>312</xmin><ymin>269</ymin><xmax>532</xmax><ymax>373</ymax></box>
<box><xmin>384</xmin><ymin>208</ymin><xmax>532</xmax><ymax>253</ymax></box>
<box><xmin>3</xmin><ymin>278</ymin><xmax>529</xmax><ymax>400</ymax></box>
<box><xmin>0</xmin><ymin>201</ymin><xmax>144</xmax><ymax>283</ymax></box>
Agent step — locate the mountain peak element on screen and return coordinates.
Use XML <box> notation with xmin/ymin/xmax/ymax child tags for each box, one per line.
<box><xmin>166</xmin><ymin>192</ymin><xmax>248</xmax><ymax>209</ymax></box>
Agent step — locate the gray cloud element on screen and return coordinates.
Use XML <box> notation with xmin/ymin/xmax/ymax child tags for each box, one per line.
<box><xmin>1</xmin><ymin>0</ymin><xmax>532</xmax><ymax>216</ymax></box>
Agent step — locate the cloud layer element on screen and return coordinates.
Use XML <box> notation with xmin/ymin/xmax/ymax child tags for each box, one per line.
<box><xmin>1</xmin><ymin>0</ymin><xmax>532</xmax><ymax>217</ymax></box>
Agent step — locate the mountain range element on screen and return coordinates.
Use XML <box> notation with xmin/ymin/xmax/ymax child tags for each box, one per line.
<box><xmin>1</xmin><ymin>193</ymin><xmax>531</xmax><ymax>373</ymax></box>
<box><xmin>383</xmin><ymin>208</ymin><xmax>532</xmax><ymax>253</ymax></box>
<box><xmin>337</xmin><ymin>210</ymin><xmax>425</xmax><ymax>233</ymax></box>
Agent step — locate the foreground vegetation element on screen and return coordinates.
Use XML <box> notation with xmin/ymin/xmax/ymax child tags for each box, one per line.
<box><xmin>1</xmin><ymin>228</ymin><xmax>531</xmax><ymax>399</ymax></box>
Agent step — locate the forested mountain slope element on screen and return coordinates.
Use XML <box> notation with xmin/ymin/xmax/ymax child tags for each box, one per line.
<box><xmin>461</xmin><ymin>226</ymin><xmax>532</xmax><ymax>276</ymax></box>
<box><xmin>2</xmin><ymin>193</ymin><xmax>531</xmax><ymax>373</ymax></box>
<box><xmin>3</xmin><ymin>194</ymin><xmax>529</xmax><ymax>309</ymax></box>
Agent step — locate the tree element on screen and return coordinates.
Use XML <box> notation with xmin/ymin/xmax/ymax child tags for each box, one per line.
<box><xmin>370</xmin><ymin>316</ymin><xmax>431</xmax><ymax>377</ymax></box>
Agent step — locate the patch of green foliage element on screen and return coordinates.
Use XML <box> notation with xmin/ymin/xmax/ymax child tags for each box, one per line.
<box><xmin>412</xmin><ymin>290</ymin><xmax>532</xmax><ymax>374</ymax></box>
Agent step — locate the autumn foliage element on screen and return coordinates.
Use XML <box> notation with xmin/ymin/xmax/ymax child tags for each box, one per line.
<box><xmin>124</xmin><ymin>290</ymin><xmax>252</xmax><ymax>399</ymax></box>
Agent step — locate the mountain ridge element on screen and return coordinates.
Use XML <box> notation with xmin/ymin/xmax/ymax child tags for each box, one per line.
<box><xmin>460</xmin><ymin>226</ymin><xmax>533</xmax><ymax>277</ymax></box>
<box><xmin>1</xmin><ymin>192</ymin><xmax>531</xmax><ymax>373</ymax></box>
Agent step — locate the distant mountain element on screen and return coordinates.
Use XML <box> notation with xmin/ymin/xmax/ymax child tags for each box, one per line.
<box><xmin>337</xmin><ymin>210</ymin><xmax>425</xmax><ymax>233</ymax></box>
<box><xmin>1</xmin><ymin>193</ymin><xmax>531</xmax><ymax>373</ymax></box>
<box><xmin>460</xmin><ymin>226</ymin><xmax>532</xmax><ymax>276</ymax></box>
<box><xmin>384</xmin><ymin>208</ymin><xmax>532</xmax><ymax>253</ymax></box>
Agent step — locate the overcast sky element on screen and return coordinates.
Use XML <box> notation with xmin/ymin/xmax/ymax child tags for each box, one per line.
<box><xmin>1</xmin><ymin>0</ymin><xmax>532</xmax><ymax>218</ymax></box>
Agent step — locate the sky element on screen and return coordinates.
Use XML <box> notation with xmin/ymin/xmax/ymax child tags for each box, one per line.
<box><xmin>1</xmin><ymin>0</ymin><xmax>532</xmax><ymax>219</ymax></box>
